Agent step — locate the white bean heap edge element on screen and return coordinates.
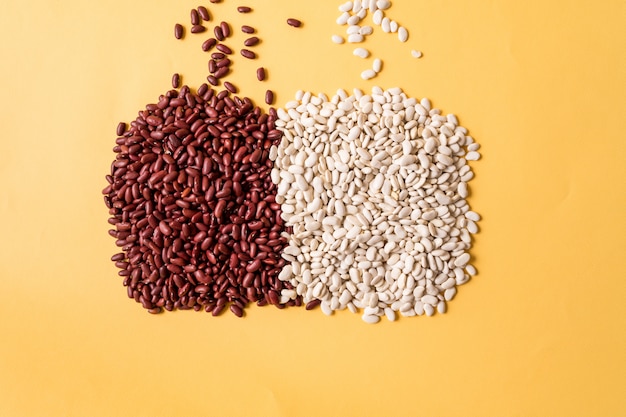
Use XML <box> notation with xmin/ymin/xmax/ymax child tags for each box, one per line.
<box><xmin>333</xmin><ymin>0</ymin><xmax>422</xmax><ymax>80</ymax></box>
<box><xmin>269</xmin><ymin>87</ymin><xmax>481</xmax><ymax>323</ymax></box>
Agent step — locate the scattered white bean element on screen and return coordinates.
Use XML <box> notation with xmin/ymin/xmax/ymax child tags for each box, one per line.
<box><xmin>372</xmin><ymin>58</ymin><xmax>382</xmax><ymax>73</ymax></box>
<box><xmin>332</xmin><ymin>35</ymin><xmax>345</xmax><ymax>44</ymax></box>
<box><xmin>398</xmin><ymin>26</ymin><xmax>408</xmax><ymax>42</ymax></box>
<box><xmin>353</xmin><ymin>47</ymin><xmax>370</xmax><ymax>58</ymax></box>
<box><xmin>348</xmin><ymin>33</ymin><xmax>364</xmax><ymax>43</ymax></box>
<box><xmin>411</xmin><ymin>49</ymin><xmax>422</xmax><ymax>58</ymax></box>
<box><xmin>361</xmin><ymin>69</ymin><xmax>376</xmax><ymax>80</ymax></box>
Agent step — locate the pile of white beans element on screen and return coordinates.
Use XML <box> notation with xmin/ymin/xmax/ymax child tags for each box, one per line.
<box><xmin>270</xmin><ymin>87</ymin><xmax>480</xmax><ymax>323</ymax></box>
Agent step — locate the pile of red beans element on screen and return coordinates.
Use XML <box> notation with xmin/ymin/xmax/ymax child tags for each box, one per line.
<box><xmin>103</xmin><ymin>84</ymin><xmax>301</xmax><ymax>316</ymax></box>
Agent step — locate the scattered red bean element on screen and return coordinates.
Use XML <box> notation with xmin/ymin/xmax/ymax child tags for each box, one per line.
<box><xmin>208</xmin><ymin>59</ymin><xmax>217</xmax><ymax>73</ymax></box>
<box><xmin>198</xmin><ymin>6</ymin><xmax>210</xmax><ymax>21</ymax></box>
<box><xmin>171</xmin><ymin>73</ymin><xmax>181</xmax><ymax>89</ymax></box>
<box><xmin>214</xmin><ymin>66</ymin><xmax>229</xmax><ymax>79</ymax></box>
<box><xmin>202</xmin><ymin>38</ymin><xmax>217</xmax><ymax>52</ymax></box>
<box><xmin>244</xmin><ymin>36</ymin><xmax>259</xmax><ymax>47</ymax></box>
<box><xmin>240</xmin><ymin>49</ymin><xmax>256</xmax><ymax>59</ymax></box>
<box><xmin>191</xmin><ymin>24</ymin><xmax>206</xmax><ymax>34</ymax></box>
<box><xmin>213</xmin><ymin>26</ymin><xmax>224</xmax><ymax>41</ymax></box>
<box><xmin>287</xmin><ymin>18</ymin><xmax>302</xmax><ymax>27</ymax></box>
<box><xmin>241</xmin><ymin>25</ymin><xmax>255</xmax><ymax>34</ymax></box>
<box><xmin>209</xmin><ymin>0</ymin><xmax>221</xmax><ymax>3</ymax></box>
<box><xmin>116</xmin><ymin>122</ymin><xmax>127</xmax><ymax>137</ymax></box>
<box><xmin>256</xmin><ymin>67</ymin><xmax>266</xmax><ymax>81</ymax></box>
<box><xmin>265</xmin><ymin>89</ymin><xmax>274</xmax><ymax>105</ymax></box>
<box><xmin>174</xmin><ymin>23</ymin><xmax>184</xmax><ymax>39</ymax></box>
<box><xmin>237</xmin><ymin>6</ymin><xmax>252</xmax><ymax>13</ymax></box>
<box><xmin>207</xmin><ymin>75</ymin><xmax>218</xmax><ymax>86</ymax></box>
<box><xmin>191</xmin><ymin>9</ymin><xmax>200</xmax><ymax>25</ymax></box>
<box><xmin>220</xmin><ymin>21</ymin><xmax>230</xmax><ymax>37</ymax></box>
<box><xmin>104</xmin><ymin>86</ymin><xmax>296</xmax><ymax>316</ymax></box>
<box><xmin>216</xmin><ymin>43</ymin><xmax>232</xmax><ymax>54</ymax></box>
<box><xmin>224</xmin><ymin>81</ymin><xmax>237</xmax><ymax>93</ymax></box>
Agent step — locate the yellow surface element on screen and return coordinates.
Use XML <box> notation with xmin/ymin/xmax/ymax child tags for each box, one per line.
<box><xmin>0</xmin><ymin>0</ymin><xmax>624</xmax><ymax>415</ymax></box>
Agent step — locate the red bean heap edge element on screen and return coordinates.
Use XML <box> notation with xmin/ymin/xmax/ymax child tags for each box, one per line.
<box><xmin>103</xmin><ymin>84</ymin><xmax>300</xmax><ymax>316</ymax></box>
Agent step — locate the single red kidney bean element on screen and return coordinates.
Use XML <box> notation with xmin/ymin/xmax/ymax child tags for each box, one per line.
<box><xmin>211</xmin><ymin>52</ymin><xmax>225</xmax><ymax>60</ymax></box>
<box><xmin>241</xmin><ymin>25</ymin><xmax>255</xmax><ymax>33</ymax></box>
<box><xmin>216</xmin><ymin>58</ymin><xmax>230</xmax><ymax>68</ymax></box>
<box><xmin>116</xmin><ymin>122</ymin><xmax>127</xmax><ymax>136</ymax></box>
<box><xmin>220</xmin><ymin>21</ymin><xmax>230</xmax><ymax>37</ymax></box>
<box><xmin>190</xmin><ymin>9</ymin><xmax>200</xmax><ymax>25</ymax></box>
<box><xmin>214</xmin><ymin>66</ymin><xmax>229</xmax><ymax>79</ymax></box>
<box><xmin>237</xmin><ymin>6</ymin><xmax>251</xmax><ymax>13</ymax></box>
<box><xmin>230</xmin><ymin>304</ymin><xmax>243</xmax><ymax>317</ymax></box>
<box><xmin>206</xmin><ymin>75</ymin><xmax>218</xmax><ymax>86</ymax></box>
<box><xmin>174</xmin><ymin>23</ymin><xmax>184</xmax><ymax>39</ymax></box>
<box><xmin>208</xmin><ymin>59</ymin><xmax>217</xmax><ymax>73</ymax></box>
<box><xmin>256</xmin><ymin>67</ymin><xmax>266</xmax><ymax>81</ymax></box>
<box><xmin>268</xmin><ymin>290</ymin><xmax>279</xmax><ymax>304</ymax></box>
<box><xmin>287</xmin><ymin>18</ymin><xmax>302</xmax><ymax>27</ymax></box>
<box><xmin>246</xmin><ymin>259</ymin><xmax>261</xmax><ymax>273</ymax></box>
<box><xmin>244</xmin><ymin>36</ymin><xmax>259</xmax><ymax>47</ymax></box>
<box><xmin>224</xmin><ymin>82</ymin><xmax>237</xmax><ymax>94</ymax></box>
<box><xmin>240</xmin><ymin>49</ymin><xmax>256</xmax><ymax>59</ymax></box>
<box><xmin>265</xmin><ymin>90</ymin><xmax>274</xmax><ymax>105</ymax></box>
<box><xmin>191</xmin><ymin>24</ymin><xmax>206</xmax><ymax>33</ymax></box>
<box><xmin>198</xmin><ymin>6</ymin><xmax>210</xmax><ymax>20</ymax></box>
<box><xmin>216</xmin><ymin>43</ymin><xmax>232</xmax><ymax>54</ymax></box>
<box><xmin>202</xmin><ymin>38</ymin><xmax>217</xmax><ymax>51</ymax></box>
<box><xmin>171</xmin><ymin>73</ymin><xmax>180</xmax><ymax>89</ymax></box>
<box><xmin>213</xmin><ymin>26</ymin><xmax>224</xmax><ymax>41</ymax></box>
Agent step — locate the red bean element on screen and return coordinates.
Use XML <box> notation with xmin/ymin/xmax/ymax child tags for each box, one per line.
<box><xmin>190</xmin><ymin>9</ymin><xmax>200</xmax><ymax>25</ymax></box>
<box><xmin>198</xmin><ymin>6</ymin><xmax>210</xmax><ymax>21</ymax></box>
<box><xmin>202</xmin><ymin>38</ymin><xmax>217</xmax><ymax>52</ymax></box>
<box><xmin>241</xmin><ymin>25</ymin><xmax>255</xmax><ymax>34</ymax></box>
<box><xmin>256</xmin><ymin>67</ymin><xmax>266</xmax><ymax>81</ymax></box>
<box><xmin>287</xmin><ymin>18</ymin><xmax>302</xmax><ymax>27</ymax></box>
<box><xmin>216</xmin><ymin>43</ymin><xmax>232</xmax><ymax>54</ymax></box>
<box><xmin>191</xmin><ymin>24</ymin><xmax>206</xmax><ymax>34</ymax></box>
<box><xmin>230</xmin><ymin>304</ymin><xmax>243</xmax><ymax>317</ymax></box>
<box><xmin>237</xmin><ymin>6</ymin><xmax>252</xmax><ymax>13</ymax></box>
<box><xmin>213</xmin><ymin>26</ymin><xmax>224</xmax><ymax>41</ymax></box>
<box><xmin>220</xmin><ymin>21</ymin><xmax>230</xmax><ymax>37</ymax></box>
<box><xmin>216</xmin><ymin>58</ymin><xmax>230</xmax><ymax>68</ymax></box>
<box><xmin>244</xmin><ymin>36</ymin><xmax>259</xmax><ymax>47</ymax></box>
<box><xmin>214</xmin><ymin>66</ymin><xmax>229</xmax><ymax>79</ymax></box>
<box><xmin>265</xmin><ymin>90</ymin><xmax>274</xmax><ymax>105</ymax></box>
<box><xmin>171</xmin><ymin>73</ymin><xmax>180</xmax><ymax>89</ymax></box>
<box><xmin>116</xmin><ymin>122</ymin><xmax>127</xmax><ymax>136</ymax></box>
<box><xmin>224</xmin><ymin>82</ymin><xmax>237</xmax><ymax>94</ymax></box>
<box><xmin>240</xmin><ymin>49</ymin><xmax>256</xmax><ymax>59</ymax></box>
<box><xmin>174</xmin><ymin>24</ymin><xmax>184</xmax><ymax>39</ymax></box>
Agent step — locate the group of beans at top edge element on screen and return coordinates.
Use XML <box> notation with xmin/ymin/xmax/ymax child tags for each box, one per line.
<box><xmin>331</xmin><ymin>0</ymin><xmax>423</xmax><ymax>80</ymax></box>
<box><xmin>172</xmin><ymin>1</ymin><xmax>302</xmax><ymax>106</ymax></box>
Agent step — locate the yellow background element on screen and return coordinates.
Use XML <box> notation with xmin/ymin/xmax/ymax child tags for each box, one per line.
<box><xmin>0</xmin><ymin>0</ymin><xmax>624</xmax><ymax>415</ymax></box>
